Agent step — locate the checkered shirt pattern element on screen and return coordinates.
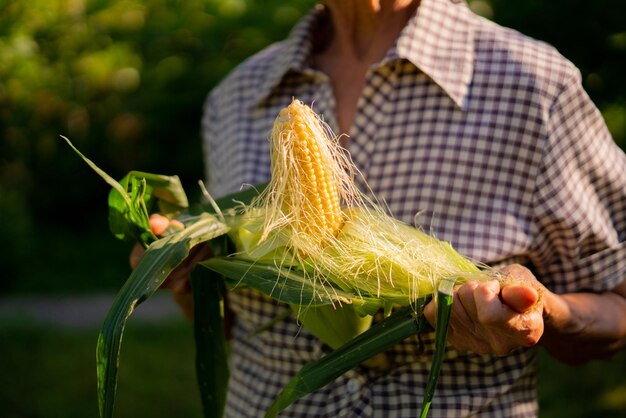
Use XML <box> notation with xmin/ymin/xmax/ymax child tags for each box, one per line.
<box><xmin>201</xmin><ymin>0</ymin><xmax>626</xmax><ymax>416</ymax></box>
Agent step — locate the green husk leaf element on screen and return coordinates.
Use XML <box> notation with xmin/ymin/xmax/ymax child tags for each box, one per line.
<box><xmin>62</xmin><ymin>135</ymin><xmax>190</xmax><ymax>247</ymax></box>
<box><xmin>191</xmin><ymin>237</ymin><xmax>229</xmax><ymax>418</ymax></box>
<box><xmin>419</xmin><ymin>277</ymin><xmax>456</xmax><ymax>418</ymax></box>
<box><xmin>200</xmin><ymin>257</ymin><xmax>381</xmax><ymax>313</ymax></box>
<box><xmin>291</xmin><ymin>304</ymin><xmax>373</xmax><ymax>350</ymax></box>
<box><xmin>265</xmin><ymin>302</ymin><xmax>431</xmax><ymax>418</ymax></box>
<box><xmin>97</xmin><ymin>215</ymin><xmax>230</xmax><ymax>418</ymax></box>
<box><xmin>108</xmin><ymin>171</ymin><xmax>189</xmax><ymax>245</ymax></box>
<box><xmin>117</xmin><ymin>175</ymin><xmax>156</xmax><ymax>245</ymax></box>
<box><xmin>61</xmin><ymin>135</ymin><xmax>131</xmax><ymax>206</ymax></box>
<box><xmin>124</xmin><ymin>170</ymin><xmax>189</xmax><ymax>211</ymax></box>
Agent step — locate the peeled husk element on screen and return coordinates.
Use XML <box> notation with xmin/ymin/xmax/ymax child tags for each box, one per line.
<box><xmin>223</xmin><ymin>100</ymin><xmax>492</xmax><ymax>349</ymax></box>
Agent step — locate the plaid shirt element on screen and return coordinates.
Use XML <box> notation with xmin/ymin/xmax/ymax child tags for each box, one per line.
<box><xmin>202</xmin><ymin>0</ymin><xmax>626</xmax><ymax>416</ymax></box>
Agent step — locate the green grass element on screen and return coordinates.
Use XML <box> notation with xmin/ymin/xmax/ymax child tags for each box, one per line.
<box><xmin>1</xmin><ymin>318</ymin><xmax>624</xmax><ymax>418</ymax></box>
<box><xmin>537</xmin><ymin>349</ymin><xmax>626</xmax><ymax>418</ymax></box>
<box><xmin>0</xmin><ymin>318</ymin><xmax>202</xmax><ymax>418</ymax></box>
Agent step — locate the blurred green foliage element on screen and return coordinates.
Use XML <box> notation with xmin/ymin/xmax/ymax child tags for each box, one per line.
<box><xmin>483</xmin><ymin>0</ymin><xmax>626</xmax><ymax>141</ymax></box>
<box><xmin>0</xmin><ymin>0</ymin><xmax>316</xmax><ymax>293</ymax></box>
<box><xmin>1</xmin><ymin>0</ymin><xmax>625</xmax><ymax>294</ymax></box>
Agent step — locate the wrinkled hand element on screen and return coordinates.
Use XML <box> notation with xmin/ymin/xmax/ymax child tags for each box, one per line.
<box><xmin>129</xmin><ymin>214</ymin><xmax>213</xmax><ymax>319</ymax></box>
<box><xmin>424</xmin><ymin>264</ymin><xmax>545</xmax><ymax>356</ymax></box>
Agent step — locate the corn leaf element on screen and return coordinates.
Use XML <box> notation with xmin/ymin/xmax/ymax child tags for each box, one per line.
<box><xmin>200</xmin><ymin>257</ymin><xmax>381</xmax><ymax>315</ymax></box>
<box><xmin>191</xmin><ymin>243</ymin><xmax>229</xmax><ymax>418</ymax></box>
<box><xmin>97</xmin><ymin>215</ymin><xmax>230</xmax><ymax>418</ymax></box>
<box><xmin>419</xmin><ymin>277</ymin><xmax>456</xmax><ymax>418</ymax></box>
<box><xmin>108</xmin><ymin>171</ymin><xmax>189</xmax><ymax>245</ymax></box>
<box><xmin>264</xmin><ymin>302</ymin><xmax>430</xmax><ymax>418</ymax></box>
<box><xmin>110</xmin><ymin>175</ymin><xmax>157</xmax><ymax>245</ymax></box>
<box><xmin>124</xmin><ymin>170</ymin><xmax>189</xmax><ymax>212</ymax></box>
<box><xmin>61</xmin><ymin>135</ymin><xmax>132</xmax><ymax>206</ymax></box>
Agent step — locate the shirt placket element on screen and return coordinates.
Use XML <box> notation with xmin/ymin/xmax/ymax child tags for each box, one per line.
<box><xmin>349</xmin><ymin>63</ymin><xmax>399</xmax><ymax>197</ymax></box>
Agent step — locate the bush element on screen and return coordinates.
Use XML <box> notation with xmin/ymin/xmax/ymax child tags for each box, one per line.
<box><xmin>1</xmin><ymin>0</ymin><xmax>624</xmax><ymax>293</ymax></box>
<box><xmin>0</xmin><ymin>0</ymin><xmax>315</xmax><ymax>293</ymax></box>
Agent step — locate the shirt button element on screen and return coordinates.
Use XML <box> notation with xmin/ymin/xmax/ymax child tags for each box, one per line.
<box><xmin>346</xmin><ymin>378</ymin><xmax>361</xmax><ymax>395</ymax></box>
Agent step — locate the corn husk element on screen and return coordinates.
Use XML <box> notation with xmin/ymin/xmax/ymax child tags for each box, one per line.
<box><xmin>226</xmin><ymin>99</ymin><xmax>491</xmax><ymax>348</ymax></box>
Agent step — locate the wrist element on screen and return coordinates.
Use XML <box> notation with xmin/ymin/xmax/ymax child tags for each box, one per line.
<box><xmin>541</xmin><ymin>290</ymin><xmax>573</xmax><ymax>336</ymax></box>
<box><xmin>538</xmin><ymin>290</ymin><xmax>592</xmax><ymax>364</ymax></box>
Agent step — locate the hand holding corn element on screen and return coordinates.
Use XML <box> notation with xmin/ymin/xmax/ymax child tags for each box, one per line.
<box><xmin>129</xmin><ymin>213</ymin><xmax>210</xmax><ymax>320</ymax></box>
<box><xmin>257</xmin><ymin>99</ymin><xmax>626</xmax><ymax>368</ymax></box>
<box><xmin>424</xmin><ymin>264</ymin><xmax>544</xmax><ymax>356</ymax></box>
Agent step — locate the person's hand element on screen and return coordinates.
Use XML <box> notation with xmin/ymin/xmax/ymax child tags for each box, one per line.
<box><xmin>424</xmin><ymin>264</ymin><xmax>544</xmax><ymax>356</ymax></box>
<box><xmin>129</xmin><ymin>214</ymin><xmax>213</xmax><ymax>319</ymax></box>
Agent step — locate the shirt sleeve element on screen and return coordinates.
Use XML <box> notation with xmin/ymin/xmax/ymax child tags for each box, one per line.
<box><xmin>529</xmin><ymin>71</ymin><xmax>626</xmax><ymax>294</ymax></box>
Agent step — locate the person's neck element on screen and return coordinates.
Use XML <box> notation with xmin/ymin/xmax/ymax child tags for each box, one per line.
<box><xmin>313</xmin><ymin>0</ymin><xmax>420</xmax><ymax>135</ymax></box>
<box><xmin>323</xmin><ymin>0</ymin><xmax>419</xmax><ymax>64</ymax></box>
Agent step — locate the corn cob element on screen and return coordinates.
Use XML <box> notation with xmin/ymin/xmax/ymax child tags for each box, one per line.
<box><xmin>256</xmin><ymin>99</ymin><xmax>360</xmax><ymax>254</ymax></box>
<box><xmin>273</xmin><ymin>101</ymin><xmax>343</xmax><ymax>244</ymax></box>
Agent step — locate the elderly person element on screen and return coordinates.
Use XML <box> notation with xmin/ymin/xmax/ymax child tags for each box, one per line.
<box><xmin>135</xmin><ymin>0</ymin><xmax>626</xmax><ymax>416</ymax></box>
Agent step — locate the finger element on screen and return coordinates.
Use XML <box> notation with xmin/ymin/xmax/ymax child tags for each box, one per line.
<box><xmin>447</xmin><ymin>290</ymin><xmax>481</xmax><ymax>352</ymax></box>
<box><xmin>129</xmin><ymin>243</ymin><xmax>145</xmax><ymax>269</ymax></box>
<box><xmin>474</xmin><ymin>280</ymin><xmax>510</xmax><ymax>323</ymax></box>
<box><xmin>449</xmin><ymin>283</ymin><xmax>498</xmax><ymax>353</ymax></box>
<box><xmin>149</xmin><ymin>213</ymin><xmax>170</xmax><ymax>236</ymax></box>
<box><xmin>501</xmin><ymin>284</ymin><xmax>539</xmax><ymax>313</ymax></box>
<box><xmin>160</xmin><ymin>244</ymin><xmax>213</xmax><ymax>294</ymax></box>
<box><xmin>456</xmin><ymin>282</ymin><xmax>479</xmax><ymax>320</ymax></box>
<box><xmin>423</xmin><ymin>300</ymin><xmax>436</xmax><ymax>328</ymax></box>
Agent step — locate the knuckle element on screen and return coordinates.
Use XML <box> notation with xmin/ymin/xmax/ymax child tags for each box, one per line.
<box><xmin>458</xmin><ymin>283</ymin><xmax>476</xmax><ymax>299</ymax></box>
<box><xmin>522</xmin><ymin>330</ymin><xmax>541</xmax><ymax>347</ymax></box>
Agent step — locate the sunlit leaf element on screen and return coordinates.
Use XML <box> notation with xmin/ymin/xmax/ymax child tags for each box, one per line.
<box><xmin>419</xmin><ymin>277</ymin><xmax>456</xmax><ymax>418</ymax></box>
<box><xmin>97</xmin><ymin>215</ymin><xmax>230</xmax><ymax>418</ymax></box>
<box><xmin>265</xmin><ymin>303</ymin><xmax>430</xmax><ymax>418</ymax></box>
<box><xmin>191</xmin><ymin>262</ymin><xmax>229</xmax><ymax>418</ymax></box>
<box><xmin>201</xmin><ymin>257</ymin><xmax>380</xmax><ymax>314</ymax></box>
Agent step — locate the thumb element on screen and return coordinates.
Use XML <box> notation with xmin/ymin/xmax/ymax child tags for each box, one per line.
<box><xmin>149</xmin><ymin>213</ymin><xmax>170</xmax><ymax>236</ymax></box>
<box><xmin>501</xmin><ymin>284</ymin><xmax>539</xmax><ymax>313</ymax></box>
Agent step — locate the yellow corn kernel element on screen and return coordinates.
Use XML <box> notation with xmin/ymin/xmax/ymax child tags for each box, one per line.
<box><xmin>270</xmin><ymin>100</ymin><xmax>343</xmax><ymax>247</ymax></box>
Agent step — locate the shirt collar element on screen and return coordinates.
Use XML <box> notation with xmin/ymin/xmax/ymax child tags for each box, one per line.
<box><xmin>254</xmin><ymin>0</ymin><xmax>476</xmax><ymax>109</ymax></box>
<box><xmin>391</xmin><ymin>0</ymin><xmax>475</xmax><ymax>109</ymax></box>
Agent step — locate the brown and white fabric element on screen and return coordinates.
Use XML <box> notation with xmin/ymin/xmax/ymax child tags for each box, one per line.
<box><xmin>201</xmin><ymin>0</ymin><xmax>626</xmax><ymax>416</ymax></box>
